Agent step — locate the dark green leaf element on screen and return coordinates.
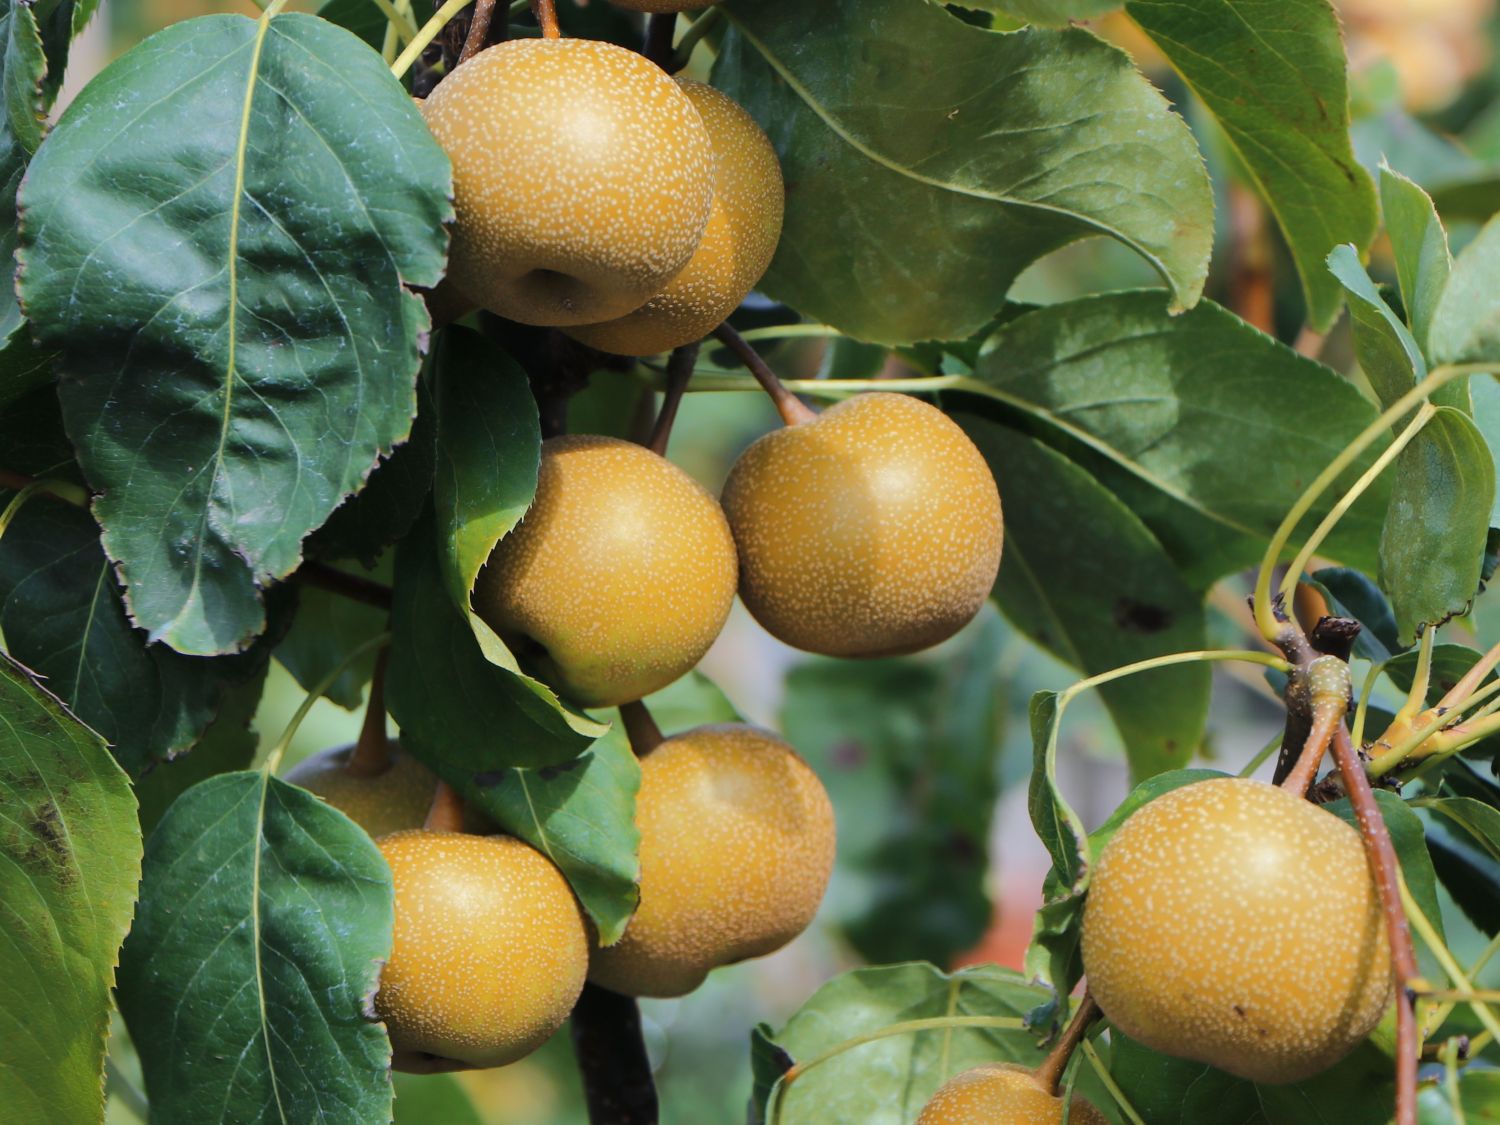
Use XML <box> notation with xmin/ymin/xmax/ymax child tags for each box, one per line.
<box><xmin>318</xmin><ymin>0</ymin><xmax>433</xmax><ymax>50</ymax></box>
<box><xmin>1426</xmin><ymin>820</ymin><xmax>1500</xmax><ymax>935</ymax></box>
<box><xmin>117</xmin><ymin>771</ymin><xmax>393</xmax><ymax>1124</ymax></box>
<box><xmin>275</xmin><ymin>560</ymin><xmax>390</xmax><ymax>710</ymax></box>
<box><xmin>1026</xmin><ymin>691</ymin><xmax>1090</xmax><ymax>894</ymax></box>
<box><xmin>1430</xmin><ymin>214</ymin><xmax>1500</xmax><ymax>368</ymax></box>
<box><xmin>17</xmin><ymin>12</ymin><xmax>452</xmax><ymax>655</ymax></box>
<box><xmin>387</xmin><ymin>510</ymin><xmax>604</xmax><ymax>773</ymax></box>
<box><xmin>961</xmin><ymin>417</ymin><xmax>1208</xmax><ymax>777</ymax></box>
<box><xmin>1328</xmin><ymin>790</ymin><xmax>1443</xmax><ymax>943</ymax></box>
<box><xmin>1379</xmin><ymin>407</ymin><xmax>1494</xmax><ymax>644</ymax></box>
<box><xmin>0</xmin><ymin>654</ymin><xmax>140</xmax><ymax>1125</ymax></box>
<box><xmin>1327</xmin><ymin>244</ymin><xmax>1426</xmax><ymax>411</ymax></box>
<box><xmin>1127</xmin><ymin>0</ymin><xmax>1377</xmax><ymax>329</ymax></box>
<box><xmin>752</xmin><ymin>962</ymin><xmax>1059</xmax><ymax>1124</ymax></box>
<box><xmin>960</xmin><ymin>293</ymin><xmax>1388</xmax><ymax>588</ymax></box>
<box><xmin>1381</xmin><ymin>165</ymin><xmax>1452</xmax><ymax>359</ymax></box>
<box><xmin>1417</xmin><ymin>1068</ymin><xmax>1500</xmax><ymax>1122</ymax></box>
<box><xmin>781</xmin><ymin>613</ymin><xmax>1004</xmax><ymax>965</ymax></box>
<box><xmin>1422</xmin><ymin>796</ymin><xmax>1500</xmax><ymax>865</ymax></box>
<box><xmin>711</xmin><ymin>0</ymin><xmax>1211</xmax><ymax>345</ymax></box>
<box><xmin>974</xmin><ymin>0</ymin><xmax>1118</xmax><ymax>25</ymax></box>
<box><xmin>748</xmin><ymin>1024</ymin><xmax>794</xmax><ymax>1125</ymax></box>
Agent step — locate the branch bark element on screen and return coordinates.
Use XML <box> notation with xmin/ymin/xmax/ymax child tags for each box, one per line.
<box><xmin>571</xmin><ymin>984</ymin><xmax>659</xmax><ymax>1125</ymax></box>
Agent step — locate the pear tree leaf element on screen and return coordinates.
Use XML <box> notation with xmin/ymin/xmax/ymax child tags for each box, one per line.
<box><xmin>274</xmin><ymin>568</ymin><xmax>388</xmax><ymax>711</ymax></box>
<box><xmin>711</xmin><ymin>0</ymin><xmax>1212</xmax><ymax>345</ymax></box>
<box><xmin>1326</xmin><ymin>244</ymin><xmax>1426</xmax><ymax>411</ymax></box>
<box><xmin>392</xmin><ymin>1073</ymin><xmax>482</xmax><ymax>1125</ymax></box>
<box><xmin>1378</xmin><ymin>407</ymin><xmax>1495</xmax><ymax>645</ymax></box>
<box><xmin>959</xmin><ymin>292</ymin><xmax>1388</xmax><ymax>588</ymax></box>
<box><xmin>16</xmin><ymin>11</ymin><xmax>452</xmax><ymax>655</ymax></box>
<box><xmin>961</xmin><ymin>417</ymin><xmax>1208</xmax><ymax>778</ymax></box>
<box><xmin>1416</xmin><ymin>1069</ymin><xmax>1500</xmax><ymax>1122</ymax></box>
<box><xmin>1326</xmin><ymin>790</ymin><xmax>1443</xmax><ymax>943</ymax></box>
<box><xmin>1307</xmin><ymin>567</ymin><xmax>1401</xmax><ymax>664</ymax></box>
<box><xmin>116</xmin><ymin>771</ymin><xmax>394</xmax><ymax>1125</ymax></box>
<box><xmin>0</xmin><ymin>654</ymin><xmax>141</xmax><ymax>1125</ymax></box>
<box><xmin>1380</xmin><ymin>165</ymin><xmax>1452</xmax><ymax>359</ymax></box>
<box><xmin>973</xmin><ymin>0</ymin><xmax>1119</xmax><ymax>25</ymax></box>
<box><xmin>1126</xmin><ymin>0</ymin><xmax>1378</xmax><ymax>330</ymax></box>
<box><xmin>1430</xmin><ymin>213</ymin><xmax>1500</xmax><ymax>368</ymax></box>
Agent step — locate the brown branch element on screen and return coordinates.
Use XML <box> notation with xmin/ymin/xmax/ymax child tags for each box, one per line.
<box><xmin>1280</xmin><ymin>704</ymin><xmax>1337</xmax><ymax>797</ymax></box>
<box><xmin>458</xmin><ymin>0</ymin><xmax>498</xmax><ymax>64</ymax></box>
<box><xmin>346</xmin><ymin>648</ymin><xmax>393</xmax><ymax>777</ymax></box>
<box><xmin>645</xmin><ymin>342</ymin><xmax>699</xmax><ymax>456</ymax></box>
<box><xmin>291</xmin><ymin>561</ymin><xmax>394</xmax><ymax>611</ymax></box>
<box><xmin>619</xmin><ymin>700</ymin><xmax>664</xmax><ymax>757</ymax></box>
<box><xmin>1034</xmin><ymin>993</ymin><xmax>1098</xmax><ymax>1097</ymax></box>
<box><xmin>711</xmin><ymin>322</ymin><xmax>818</xmax><ymax>427</ymax></box>
<box><xmin>642</xmin><ymin>14</ymin><xmax>677</xmax><ymax>71</ymax></box>
<box><xmin>531</xmin><ymin>0</ymin><xmax>559</xmax><ymax>39</ymax></box>
<box><xmin>570</xmin><ymin>984</ymin><xmax>659</xmax><ymax>1125</ymax></box>
<box><xmin>1329</xmin><ymin>724</ymin><xmax>1418</xmax><ymax>1125</ymax></box>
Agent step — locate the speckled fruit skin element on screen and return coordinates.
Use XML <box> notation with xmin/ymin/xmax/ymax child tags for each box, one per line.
<box><xmin>916</xmin><ymin>1064</ymin><xmax>1109</xmax><ymax>1125</ymax></box>
<box><xmin>567</xmin><ymin>79</ymin><xmax>783</xmax><ymax>356</ymax></box>
<box><xmin>376</xmin><ymin>831</ymin><xmax>589</xmax><ymax>1071</ymax></box>
<box><xmin>1081</xmin><ymin>777</ymin><xmax>1392</xmax><ymax>1085</ymax></box>
<box><xmin>588</xmin><ymin>724</ymin><xmax>835</xmax><ymax>998</ymax></box>
<box><xmin>473</xmin><ymin>435</ymin><xmax>737</xmax><ymax>708</ymax></box>
<box><xmin>420</xmin><ymin>39</ymin><xmax>714</xmax><ymax>326</ymax></box>
<box><xmin>283</xmin><ymin>745</ymin><xmax>439</xmax><ymax>838</ymax></box>
<box><xmin>720</xmin><ymin>392</ymin><xmax>1003</xmax><ymax>657</ymax></box>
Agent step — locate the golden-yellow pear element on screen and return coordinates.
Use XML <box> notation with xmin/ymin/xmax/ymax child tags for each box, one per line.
<box><xmin>421</xmin><ymin>39</ymin><xmax>714</xmax><ymax>326</ymax></box>
<box><xmin>1081</xmin><ymin>777</ymin><xmax>1392</xmax><ymax>1084</ymax></box>
<box><xmin>474</xmin><ymin>435</ymin><xmax>737</xmax><ymax>707</ymax></box>
<box><xmin>283</xmin><ymin>744</ymin><xmax>438</xmax><ymax>838</ymax></box>
<box><xmin>916</xmin><ymin>1064</ymin><xmax>1109</xmax><ymax>1125</ymax></box>
<box><xmin>588</xmin><ymin>724</ymin><xmax>834</xmax><ymax>997</ymax></box>
<box><xmin>720</xmin><ymin>392</ymin><xmax>1003</xmax><ymax>657</ymax></box>
<box><xmin>375</xmin><ymin>831</ymin><xmax>589</xmax><ymax>1072</ymax></box>
<box><xmin>567</xmin><ymin>79</ymin><xmax>783</xmax><ymax>355</ymax></box>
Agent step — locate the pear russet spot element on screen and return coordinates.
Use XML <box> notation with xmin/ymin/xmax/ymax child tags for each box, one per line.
<box><xmin>721</xmin><ymin>392</ymin><xmax>1003</xmax><ymax>657</ymax></box>
<box><xmin>375</xmin><ymin>830</ymin><xmax>589</xmax><ymax>1072</ymax></box>
<box><xmin>419</xmin><ymin>38</ymin><xmax>714</xmax><ymax>326</ymax></box>
<box><xmin>473</xmin><ymin>435</ymin><xmax>738</xmax><ymax>708</ymax></box>
<box><xmin>588</xmin><ymin>724</ymin><xmax>835</xmax><ymax>998</ymax></box>
<box><xmin>1080</xmin><ymin>777</ymin><xmax>1392</xmax><ymax>1084</ymax></box>
<box><xmin>567</xmin><ymin>78</ymin><xmax>784</xmax><ymax>356</ymax></box>
<box><xmin>916</xmin><ymin>1063</ymin><xmax>1109</xmax><ymax>1125</ymax></box>
<box><xmin>282</xmin><ymin>744</ymin><xmax>439</xmax><ymax>838</ymax></box>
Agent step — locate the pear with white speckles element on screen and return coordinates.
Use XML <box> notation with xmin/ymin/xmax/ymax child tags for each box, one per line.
<box><xmin>376</xmin><ymin>830</ymin><xmax>589</xmax><ymax>1072</ymax></box>
<box><xmin>567</xmin><ymin>79</ymin><xmax>783</xmax><ymax>356</ymax></box>
<box><xmin>473</xmin><ymin>435</ymin><xmax>738</xmax><ymax>708</ymax></box>
<box><xmin>421</xmin><ymin>38</ymin><xmax>714</xmax><ymax>326</ymax></box>
<box><xmin>283</xmin><ymin>744</ymin><xmax>439</xmax><ymax>838</ymax></box>
<box><xmin>588</xmin><ymin>724</ymin><xmax>834</xmax><ymax>997</ymax></box>
<box><xmin>1081</xmin><ymin>777</ymin><xmax>1392</xmax><ymax>1085</ymax></box>
<box><xmin>916</xmin><ymin>1063</ymin><xmax>1109</xmax><ymax>1125</ymax></box>
<box><xmin>720</xmin><ymin>392</ymin><xmax>1003</xmax><ymax>657</ymax></box>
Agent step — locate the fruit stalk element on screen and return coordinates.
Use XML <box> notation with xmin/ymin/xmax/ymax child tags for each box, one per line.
<box><xmin>458</xmin><ymin>0</ymin><xmax>500</xmax><ymax>63</ymax></box>
<box><xmin>646</xmin><ymin>342</ymin><xmax>699</xmax><ymax>455</ymax></box>
<box><xmin>1328</xmin><ymin>723</ymin><xmax>1418</xmax><ymax>1125</ymax></box>
<box><xmin>1032</xmin><ymin>993</ymin><xmax>1099</xmax><ymax>1096</ymax></box>
<box><xmin>291</xmin><ymin>560</ymin><xmax>395</xmax><ymax>610</ymax></box>
<box><xmin>346</xmin><ymin>648</ymin><xmax>394</xmax><ymax>777</ymax></box>
<box><xmin>423</xmin><ymin>780</ymin><xmax>466</xmax><ymax>832</ymax></box>
<box><xmin>530</xmin><ymin>0</ymin><xmax>559</xmax><ymax>39</ymax></box>
<box><xmin>711</xmin><ymin>322</ymin><xmax>818</xmax><ymax>427</ymax></box>
<box><xmin>570</xmin><ymin>983</ymin><xmax>659</xmax><ymax>1125</ymax></box>
<box><xmin>619</xmin><ymin>699</ymin><xmax>665</xmax><ymax>755</ymax></box>
<box><xmin>642</xmin><ymin>14</ymin><xmax>678</xmax><ymax>72</ymax></box>
<box><xmin>1280</xmin><ymin>655</ymin><xmax>1351</xmax><ymax>796</ymax></box>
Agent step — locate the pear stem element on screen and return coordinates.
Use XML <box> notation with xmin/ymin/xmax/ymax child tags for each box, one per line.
<box><xmin>645</xmin><ymin>343</ymin><xmax>699</xmax><ymax>456</ymax></box>
<box><xmin>571</xmin><ymin>984</ymin><xmax>659</xmax><ymax>1124</ymax></box>
<box><xmin>346</xmin><ymin>648</ymin><xmax>393</xmax><ymax>778</ymax></box>
<box><xmin>711</xmin><ymin>322</ymin><xmax>818</xmax><ymax>427</ymax></box>
<box><xmin>423</xmin><ymin>780</ymin><xmax>466</xmax><ymax>832</ymax></box>
<box><xmin>458</xmin><ymin>0</ymin><xmax>498</xmax><ymax>64</ymax></box>
<box><xmin>0</xmin><ymin>467</ymin><xmax>89</xmax><ymax>508</ymax></box>
<box><xmin>1328</xmin><ymin>722</ymin><xmax>1418</xmax><ymax>1125</ymax></box>
<box><xmin>642</xmin><ymin>13</ymin><xmax>678</xmax><ymax>71</ymax></box>
<box><xmin>292</xmin><ymin>560</ymin><xmax>394</xmax><ymax>610</ymax></box>
<box><xmin>619</xmin><ymin>700</ymin><xmax>664</xmax><ymax>756</ymax></box>
<box><xmin>531</xmin><ymin>0</ymin><xmax>559</xmax><ymax>39</ymax></box>
<box><xmin>1034</xmin><ymin>993</ymin><xmax>1098</xmax><ymax>1097</ymax></box>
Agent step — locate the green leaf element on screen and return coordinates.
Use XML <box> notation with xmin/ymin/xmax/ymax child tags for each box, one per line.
<box><xmin>1308</xmin><ymin>567</ymin><xmax>1400</xmax><ymax>664</ymax></box>
<box><xmin>960</xmin><ymin>417</ymin><xmax>1208</xmax><ymax>777</ymax></box>
<box><xmin>0</xmin><ymin>654</ymin><xmax>141</xmax><ymax>1125</ymax></box>
<box><xmin>1327</xmin><ymin>790</ymin><xmax>1443</xmax><ymax>943</ymax></box>
<box><xmin>17</xmin><ymin>12</ymin><xmax>452</xmax><ymax>655</ymax></box>
<box><xmin>1327</xmin><ymin>244</ymin><xmax>1427</xmax><ymax>410</ymax></box>
<box><xmin>1417</xmin><ymin>1068</ymin><xmax>1500</xmax><ymax>1122</ymax></box>
<box><xmin>752</xmin><ymin>962</ymin><xmax>1059</xmax><ymax>1124</ymax></box>
<box><xmin>387</xmin><ymin>511</ymin><xmax>604</xmax><ymax>773</ymax></box>
<box><xmin>117</xmin><ymin>771</ymin><xmax>394</xmax><ymax>1124</ymax></box>
<box><xmin>318</xmin><ymin>0</ymin><xmax>432</xmax><ymax>50</ymax></box>
<box><xmin>1422</xmin><ymin>797</ymin><xmax>1500</xmax><ymax>867</ymax></box>
<box><xmin>781</xmin><ymin>613</ymin><xmax>1005</xmax><ymax>966</ymax></box>
<box><xmin>1126</xmin><ymin>0</ymin><xmax>1377</xmax><ymax>330</ymax></box>
<box><xmin>392</xmin><ymin>1073</ymin><xmax>482</xmax><ymax>1125</ymax></box>
<box><xmin>0</xmin><ymin>498</ymin><xmax>274</xmax><ymax>776</ymax></box>
<box><xmin>1427</xmin><ymin>820</ymin><xmax>1500</xmax><ymax>936</ymax></box>
<box><xmin>1109</xmin><ymin>1035</ymin><xmax>1394</xmax><ymax>1124</ymax></box>
<box><xmin>431</xmin><ymin>327</ymin><xmax>543</xmax><ymax>669</ymax></box>
<box><xmin>0</xmin><ymin>0</ymin><xmax>46</xmax><ymax>354</ymax></box>
<box><xmin>1378</xmin><ymin>407</ymin><xmax>1494</xmax><ymax>644</ymax></box>
<box><xmin>1430</xmin><ymin>213</ymin><xmax>1500</xmax><ymax>368</ymax></box>
<box><xmin>960</xmin><ymin>292</ymin><xmax>1388</xmax><ymax>588</ymax></box>
<box><xmin>711</xmin><ymin>0</ymin><xmax>1212</xmax><ymax>345</ymax></box>
<box><xmin>1381</xmin><ymin>165</ymin><xmax>1452</xmax><ymax>359</ymax></box>
<box><xmin>275</xmin><ymin>560</ymin><xmax>390</xmax><ymax>710</ymax></box>
<box><xmin>1026</xmin><ymin>691</ymin><xmax>1091</xmax><ymax>895</ymax></box>
<box><xmin>975</xmin><ymin>0</ymin><xmax>1119</xmax><ymax>25</ymax></box>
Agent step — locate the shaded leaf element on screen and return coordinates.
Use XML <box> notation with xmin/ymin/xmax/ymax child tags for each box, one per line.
<box><xmin>712</xmin><ymin>0</ymin><xmax>1211</xmax><ymax>345</ymax></box>
<box><xmin>977</xmin><ymin>0</ymin><xmax>1118</xmax><ymax>25</ymax></box>
<box><xmin>1326</xmin><ymin>790</ymin><xmax>1443</xmax><ymax>943</ymax></box>
<box><xmin>1378</xmin><ymin>407</ymin><xmax>1494</xmax><ymax>644</ymax></box>
<box><xmin>1416</xmin><ymin>1068</ymin><xmax>1500</xmax><ymax>1122</ymax></box>
<box><xmin>1127</xmin><ymin>0</ymin><xmax>1377</xmax><ymax>329</ymax></box>
<box><xmin>1327</xmin><ymin>244</ymin><xmax>1427</xmax><ymax>412</ymax></box>
<box><xmin>1308</xmin><ymin>567</ymin><xmax>1401</xmax><ymax>664</ymax></box>
<box><xmin>17</xmin><ymin>12</ymin><xmax>452</xmax><ymax>655</ymax></box>
<box><xmin>960</xmin><ymin>293</ymin><xmax>1388</xmax><ymax>588</ymax></box>
<box><xmin>275</xmin><ymin>560</ymin><xmax>390</xmax><ymax>711</ymax></box>
<box><xmin>117</xmin><ymin>771</ymin><xmax>393</xmax><ymax>1124</ymax></box>
<box><xmin>1381</xmin><ymin>165</ymin><xmax>1452</xmax><ymax>359</ymax></box>
<box><xmin>1430</xmin><ymin>213</ymin><xmax>1500</xmax><ymax>368</ymax></box>
<box><xmin>0</xmin><ymin>654</ymin><xmax>141</xmax><ymax>1125</ymax></box>
<box><xmin>961</xmin><ymin>417</ymin><xmax>1208</xmax><ymax>777</ymax></box>
<box><xmin>1426</xmin><ymin>820</ymin><xmax>1500</xmax><ymax>936</ymax></box>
